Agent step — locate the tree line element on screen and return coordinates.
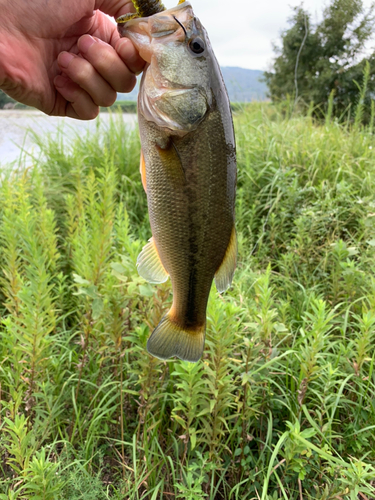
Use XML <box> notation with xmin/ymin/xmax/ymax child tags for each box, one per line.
<box><xmin>264</xmin><ymin>0</ymin><xmax>375</xmax><ymax>121</ymax></box>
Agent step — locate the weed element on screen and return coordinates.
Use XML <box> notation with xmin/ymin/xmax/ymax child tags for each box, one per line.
<box><xmin>1</xmin><ymin>105</ymin><xmax>375</xmax><ymax>498</ymax></box>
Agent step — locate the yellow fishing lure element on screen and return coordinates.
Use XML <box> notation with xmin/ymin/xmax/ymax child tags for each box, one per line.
<box><xmin>117</xmin><ymin>0</ymin><xmax>165</xmax><ymax>24</ymax></box>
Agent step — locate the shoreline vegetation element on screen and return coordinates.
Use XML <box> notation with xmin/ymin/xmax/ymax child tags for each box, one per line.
<box><xmin>0</xmin><ymin>100</ymin><xmax>138</xmax><ymax>114</ymax></box>
<box><xmin>0</xmin><ymin>100</ymin><xmax>247</xmax><ymax>114</ymax></box>
<box><xmin>1</xmin><ymin>103</ymin><xmax>375</xmax><ymax>499</ymax></box>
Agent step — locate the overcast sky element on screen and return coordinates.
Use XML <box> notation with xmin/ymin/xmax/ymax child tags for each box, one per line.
<box><xmin>163</xmin><ymin>0</ymin><xmax>375</xmax><ymax>70</ymax></box>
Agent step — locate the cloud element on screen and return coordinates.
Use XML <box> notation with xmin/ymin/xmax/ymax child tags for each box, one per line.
<box><xmin>163</xmin><ymin>0</ymin><xmax>375</xmax><ymax>70</ymax></box>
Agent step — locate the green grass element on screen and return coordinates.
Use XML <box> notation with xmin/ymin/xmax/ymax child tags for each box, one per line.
<box><xmin>1</xmin><ymin>106</ymin><xmax>375</xmax><ymax>499</ymax></box>
<box><xmin>101</xmin><ymin>100</ymin><xmax>138</xmax><ymax>114</ymax></box>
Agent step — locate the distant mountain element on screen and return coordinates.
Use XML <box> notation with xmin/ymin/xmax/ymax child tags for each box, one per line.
<box><xmin>117</xmin><ymin>67</ymin><xmax>267</xmax><ymax>103</ymax></box>
<box><xmin>221</xmin><ymin>67</ymin><xmax>267</xmax><ymax>102</ymax></box>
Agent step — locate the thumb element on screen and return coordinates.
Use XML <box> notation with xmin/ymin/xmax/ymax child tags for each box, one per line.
<box><xmin>94</xmin><ymin>0</ymin><xmax>136</xmax><ymax>18</ymax></box>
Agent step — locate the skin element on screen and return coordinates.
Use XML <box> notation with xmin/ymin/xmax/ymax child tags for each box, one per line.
<box><xmin>0</xmin><ymin>0</ymin><xmax>145</xmax><ymax>119</ymax></box>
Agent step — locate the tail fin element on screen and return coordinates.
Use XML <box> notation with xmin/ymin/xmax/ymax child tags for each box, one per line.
<box><xmin>147</xmin><ymin>312</ymin><xmax>205</xmax><ymax>363</ymax></box>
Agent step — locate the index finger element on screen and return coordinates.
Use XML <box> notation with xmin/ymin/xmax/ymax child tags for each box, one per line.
<box><xmin>115</xmin><ymin>37</ymin><xmax>146</xmax><ymax>75</ymax></box>
<box><xmin>91</xmin><ymin>1</ymin><xmax>145</xmax><ymax>75</ymax></box>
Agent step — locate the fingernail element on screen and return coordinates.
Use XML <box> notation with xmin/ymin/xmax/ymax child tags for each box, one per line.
<box><xmin>58</xmin><ymin>52</ymin><xmax>75</xmax><ymax>69</ymax></box>
<box><xmin>54</xmin><ymin>75</ymin><xmax>69</xmax><ymax>88</ymax></box>
<box><xmin>79</xmin><ymin>35</ymin><xmax>96</xmax><ymax>54</ymax></box>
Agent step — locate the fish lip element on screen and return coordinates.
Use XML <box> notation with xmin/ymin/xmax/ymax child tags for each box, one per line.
<box><xmin>117</xmin><ymin>19</ymin><xmax>148</xmax><ymax>41</ymax></box>
<box><xmin>117</xmin><ymin>1</ymin><xmax>192</xmax><ymax>39</ymax></box>
<box><xmin>117</xmin><ymin>1</ymin><xmax>195</xmax><ymax>62</ymax></box>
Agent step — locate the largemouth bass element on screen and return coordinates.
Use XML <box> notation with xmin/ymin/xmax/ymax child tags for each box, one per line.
<box><xmin>118</xmin><ymin>1</ymin><xmax>237</xmax><ymax>362</ymax></box>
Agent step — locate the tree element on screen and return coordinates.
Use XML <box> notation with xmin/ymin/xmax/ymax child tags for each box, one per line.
<box><xmin>264</xmin><ymin>0</ymin><xmax>375</xmax><ymax>119</ymax></box>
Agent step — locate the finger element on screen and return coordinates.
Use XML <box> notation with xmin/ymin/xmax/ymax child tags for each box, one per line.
<box><xmin>57</xmin><ymin>51</ymin><xmax>117</xmax><ymax>107</ymax></box>
<box><xmin>54</xmin><ymin>75</ymin><xmax>99</xmax><ymax>120</ymax></box>
<box><xmin>116</xmin><ymin>37</ymin><xmax>146</xmax><ymax>75</ymax></box>
<box><xmin>77</xmin><ymin>35</ymin><xmax>137</xmax><ymax>92</ymax></box>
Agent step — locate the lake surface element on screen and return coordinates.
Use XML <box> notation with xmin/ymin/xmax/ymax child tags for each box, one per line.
<box><xmin>0</xmin><ymin>110</ymin><xmax>137</xmax><ymax>166</ymax></box>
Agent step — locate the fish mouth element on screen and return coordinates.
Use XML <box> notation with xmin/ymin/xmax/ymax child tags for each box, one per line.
<box><xmin>117</xmin><ymin>1</ymin><xmax>192</xmax><ymax>63</ymax></box>
<box><xmin>116</xmin><ymin>1</ymin><xmax>191</xmax><ymax>25</ymax></box>
<box><xmin>118</xmin><ymin>19</ymin><xmax>152</xmax><ymax>62</ymax></box>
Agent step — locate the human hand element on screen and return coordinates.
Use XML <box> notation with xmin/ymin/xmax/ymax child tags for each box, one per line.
<box><xmin>0</xmin><ymin>0</ymin><xmax>145</xmax><ymax>119</ymax></box>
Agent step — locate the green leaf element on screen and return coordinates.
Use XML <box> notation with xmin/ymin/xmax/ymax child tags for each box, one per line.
<box><xmin>298</xmin><ymin>468</ymin><xmax>306</xmax><ymax>480</ymax></box>
<box><xmin>110</xmin><ymin>262</ymin><xmax>127</xmax><ymax>273</ymax></box>
<box><xmin>139</xmin><ymin>284</ymin><xmax>154</xmax><ymax>297</ymax></box>
<box><xmin>300</xmin><ymin>427</ymin><xmax>317</xmax><ymax>439</ymax></box>
<box><xmin>92</xmin><ymin>297</ymin><xmax>104</xmax><ymax>319</ymax></box>
<box><xmin>190</xmin><ymin>428</ymin><xmax>197</xmax><ymax>450</ymax></box>
<box><xmin>72</xmin><ymin>273</ymin><xmax>90</xmax><ymax>285</ymax></box>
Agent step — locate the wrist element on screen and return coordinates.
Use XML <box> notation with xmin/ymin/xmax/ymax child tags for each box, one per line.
<box><xmin>0</xmin><ymin>38</ymin><xmax>17</xmax><ymax>94</ymax></box>
<box><xmin>0</xmin><ymin>31</ymin><xmax>34</xmax><ymax>105</ymax></box>
<box><xmin>0</xmin><ymin>7</ymin><xmax>26</xmax><ymax>97</ymax></box>
<box><xmin>0</xmin><ymin>3</ymin><xmax>12</xmax><ymax>88</ymax></box>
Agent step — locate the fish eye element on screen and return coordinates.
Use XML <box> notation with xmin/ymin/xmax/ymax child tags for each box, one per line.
<box><xmin>189</xmin><ymin>37</ymin><xmax>205</xmax><ymax>54</ymax></box>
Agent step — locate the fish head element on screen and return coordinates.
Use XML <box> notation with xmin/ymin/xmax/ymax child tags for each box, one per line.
<box><xmin>118</xmin><ymin>2</ymin><xmax>214</xmax><ymax>134</ymax></box>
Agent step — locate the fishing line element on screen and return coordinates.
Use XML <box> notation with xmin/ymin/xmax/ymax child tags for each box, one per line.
<box><xmin>173</xmin><ymin>15</ymin><xmax>187</xmax><ymax>38</ymax></box>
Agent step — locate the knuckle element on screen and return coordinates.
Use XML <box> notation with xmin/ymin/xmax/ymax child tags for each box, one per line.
<box><xmin>71</xmin><ymin>58</ymin><xmax>93</xmax><ymax>85</ymax></box>
<box><xmin>97</xmin><ymin>91</ymin><xmax>117</xmax><ymax>108</ymax></box>
<box><xmin>117</xmin><ymin>75</ymin><xmax>137</xmax><ymax>93</ymax></box>
<box><xmin>83</xmin><ymin>106</ymin><xmax>100</xmax><ymax>121</ymax></box>
<box><xmin>71</xmin><ymin>89</ymin><xmax>99</xmax><ymax>120</ymax></box>
<box><xmin>90</xmin><ymin>47</ymin><xmax>137</xmax><ymax>94</ymax></box>
<box><xmin>91</xmin><ymin>45</ymin><xmax>116</xmax><ymax>74</ymax></box>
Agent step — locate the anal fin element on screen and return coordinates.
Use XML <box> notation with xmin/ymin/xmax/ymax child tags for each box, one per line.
<box><xmin>137</xmin><ymin>237</ymin><xmax>169</xmax><ymax>284</ymax></box>
<box><xmin>215</xmin><ymin>226</ymin><xmax>237</xmax><ymax>293</ymax></box>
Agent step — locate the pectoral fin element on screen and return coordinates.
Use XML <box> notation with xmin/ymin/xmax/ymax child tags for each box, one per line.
<box><xmin>137</xmin><ymin>237</ymin><xmax>169</xmax><ymax>284</ymax></box>
<box><xmin>140</xmin><ymin>150</ymin><xmax>147</xmax><ymax>192</ymax></box>
<box><xmin>156</xmin><ymin>139</ymin><xmax>186</xmax><ymax>185</ymax></box>
<box><xmin>215</xmin><ymin>226</ymin><xmax>237</xmax><ymax>293</ymax></box>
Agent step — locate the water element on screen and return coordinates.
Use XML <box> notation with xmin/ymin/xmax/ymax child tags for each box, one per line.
<box><xmin>0</xmin><ymin>110</ymin><xmax>137</xmax><ymax>166</ymax></box>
